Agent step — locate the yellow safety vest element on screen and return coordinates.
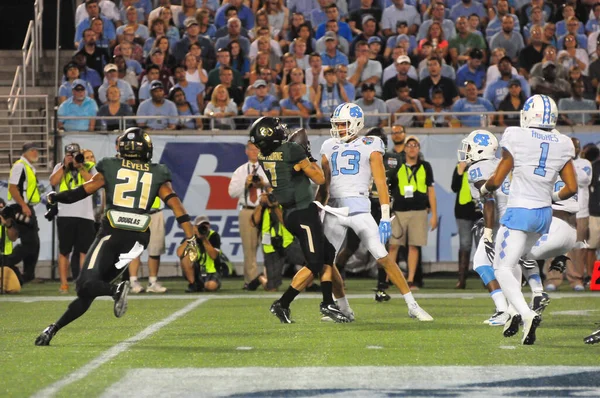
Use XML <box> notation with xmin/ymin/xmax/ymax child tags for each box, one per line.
<box><xmin>59</xmin><ymin>162</ymin><xmax>95</xmax><ymax>192</ymax></box>
<box><xmin>262</xmin><ymin>207</ymin><xmax>294</xmax><ymax>253</ymax></box>
<box><xmin>8</xmin><ymin>159</ymin><xmax>40</xmax><ymax>204</ymax></box>
<box><xmin>194</xmin><ymin>230</ymin><xmax>216</xmax><ymax>273</ymax></box>
<box><xmin>397</xmin><ymin>163</ymin><xmax>427</xmax><ymax>197</ymax></box>
<box><xmin>0</xmin><ymin>226</ymin><xmax>13</xmax><ymax>255</ymax></box>
<box><xmin>458</xmin><ymin>168</ymin><xmax>473</xmax><ymax>205</ymax></box>
<box><xmin>151</xmin><ymin>197</ymin><xmax>161</xmax><ymax>210</ymax></box>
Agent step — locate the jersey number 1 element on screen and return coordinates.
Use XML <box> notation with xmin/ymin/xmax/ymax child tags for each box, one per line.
<box><xmin>113</xmin><ymin>169</ymin><xmax>154</xmax><ymax>209</ymax></box>
<box><xmin>534</xmin><ymin>142</ymin><xmax>549</xmax><ymax>177</ymax></box>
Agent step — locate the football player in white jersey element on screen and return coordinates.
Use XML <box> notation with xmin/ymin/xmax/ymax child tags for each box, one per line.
<box><xmin>479</xmin><ymin>94</ymin><xmax>578</xmax><ymax>345</ymax></box>
<box><xmin>317</xmin><ymin>103</ymin><xmax>433</xmax><ymax>321</ymax></box>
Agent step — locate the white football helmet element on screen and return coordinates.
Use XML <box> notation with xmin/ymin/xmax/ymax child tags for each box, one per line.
<box><xmin>520</xmin><ymin>94</ymin><xmax>558</xmax><ymax>129</ymax></box>
<box><xmin>330</xmin><ymin>103</ymin><xmax>365</xmax><ymax>142</ymax></box>
<box><xmin>457</xmin><ymin>130</ymin><xmax>498</xmax><ymax>164</ymax></box>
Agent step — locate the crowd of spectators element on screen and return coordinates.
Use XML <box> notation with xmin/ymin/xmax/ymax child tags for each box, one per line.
<box><xmin>57</xmin><ymin>0</ymin><xmax>600</xmax><ymax>131</ymax></box>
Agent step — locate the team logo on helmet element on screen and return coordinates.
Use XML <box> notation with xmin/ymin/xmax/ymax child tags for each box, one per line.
<box><xmin>259</xmin><ymin>127</ymin><xmax>273</xmax><ymax>137</ymax></box>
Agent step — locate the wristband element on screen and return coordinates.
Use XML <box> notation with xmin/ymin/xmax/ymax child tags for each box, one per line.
<box><xmin>176</xmin><ymin>214</ymin><xmax>191</xmax><ymax>224</ymax></box>
<box><xmin>552</xmin><ymin>191</ymin><xmax>561</xmax><ymax>202</ymax></box>
<box><xmin>380</xmin><ymin>204</ymin><xmax>390</xmax><ymax>220</ymax></box>
<box><xmin>483</xmin><ymin>227</ymin><xmax>493</xmax><ymax>242</ymax></box>
<box><xmin>480</xmin><ymin>184</ymin><xmax>490</xmax><ymax>196</ymax></box>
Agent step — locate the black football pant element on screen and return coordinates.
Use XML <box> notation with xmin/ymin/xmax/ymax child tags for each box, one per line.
<box><xmin>9</xmin><ymin>209</ymin><xmax>40</xmax><ymax>282</ymax></box>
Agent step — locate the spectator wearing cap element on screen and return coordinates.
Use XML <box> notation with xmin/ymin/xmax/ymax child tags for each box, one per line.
<box><xmin>417</xmin><ymin>56</ymin><xmax>459</xmax><ymax>109</ymax></box>
<box><xmin>74</xmin><ymin>0</ymin><xmax>117</xmax><ymax>49</ymax></box>
<box><xmin>485</xmin><ymin>0</ymin><xmax>520</xmax><ymax>40</ymax></box>
<box><xmin>484</xmin><ymin>56</ymin><xmax>530</xmax><ymax>109</ymax></box>
<box><xmin>382</xmin><ymin>0</ymin><xmax>420</xmax><ymax>37</ymax></box>
<box><xmin>77</xmin><ymin>30</ymin><xmax>110</xmax><ymax>79</ymax></box>
<box><xmin>449</xmin><ymin>0</ymin><xmax>485</xmax><ymax>22</ymax></box>
<box><xmin>98</xmin><ymin>63</ymin><xmax>136</xmax><ymax>106</ymax></box>
<box><xmin>280</xmin><ymin>81</ymin><xmax>314</xmax><ymax>127</ymax></box>
<box><xmin>59</xmin><ymin>62</ymin><xmax>94</xmax><ymax>105</ymax></box>
<box><xmin>173</xmin><ymin>17</ymin><xmax>217</xmax><ymax>69</ymax></box>
<box><xmin>136</xmin><ymin>80</ymin><xmax>178</xmax><ymax>130</ymax></box>
<box><xmin>518</xmin><ymin>24</ymin><xmax>547</xmax><ymax>79</ymax></box>
<box><xmin>497</xmin><ymin>79</ymin><xmax>526</xmax><ymax>127</ymax></box>
<box><xmin>70</xmin><ymin>52</ymin><xmax>102</xmax><ymax>89</ymax></box>
<box><xmin>173</xmin><ymin>65</ymin><xmax>205</xmax><ymax>114</ymax></box>
<box><xmin>451</xmin><ymin>81</ymin><xmax>495</xmax><ymax>127</ymax></box>
<box><xmin>489</xmin><ymin>16</ymin><xmax>525</xmax><ymax>63</ymax></box>
<box><xmin>57</xmin><ymin>80</ymin><xmax>99</xmax><ymax>132</ymax></box>
<box><xmin>313</xmin><ymin>66</ymin><xmax>349</xmax><ymax>124</ymax></box>
<box><xmin>97</xmin><ymin>85</ymin><xmax>135</xmax><ymax>131</ymax></box>
<box><xmin>367</xmin><ymin>36</ymin><xmax>386</xmax><ymax>64</ymax></box>
<box><xmin>348</xmin><ymin>0</ymin><xmax>382</xmax><ymax>36</ymax></box>
<box><xmin>529</xmin><ymin>46</ymin><xmax>566</xmax><ymax>81</ymax></box>
<box><xmin>348</xmin><ymin>40</ymin><xmax>382</xmax><ymax>97</ymax></box>
<box><xmin>386</xmin><ymin>80</ymin><xmax>423</xmax><ymax>127</ymax></box>
<box><xmin>349</xmin><ymin>15</ymin><xmax>380</xmax><ymax>59</ymax></box>
<box><xmin>7</xmin><ymin>143</ymin><xmax>41</xmax><ymax>283</ymax></box>
<box><xmin>417</xmin><ymin>2</ymin><xmax>455</xmax><ymax>42</ymax></box>
<box><xmin>449</xmin><ymin>16</ymin><xmax>486</xmax><ymax>67</ymax></box>
<box><xmin>559</xmin><ymin>80</ymin><xmax>597</xmax><ymax>126</ymax></box>
<box><xmin>315</xmin><ymin>20</ymin><xmax>350</xmax><ymax>55</ymax></box>
<box><xmin>315</xmin><ymin>5</ymin><xmax>352</xmax><ymax>42</ymax></box>
<box><xmin>215</xmin><ymin>0</ymin><xmax>254</xmax><ymax>29</ymax></box>
<box><xmin>320</xmin><ymin>32</ymin><xmax>349</xmax><ymax>66</ymax></box>
<box><xmin>215</xmin><ymin>17</ymin><xmax>252</xmax><ymax>57</ymax></box>
<box><xmin>455</xmin><ymin>48</ymin><xmax>486</xmax><ymax>96</ymax></box>
<box><xmin>382</xmin><ymin>54</ymin><xmax>418</xmax><ymax>100</ymax></box>
<box><xmin>356</xmin><ymin>83</ymin><xmax>388</xmax><ymax>128</ymax></box>
<box><xmin>138</xmin><ymin>64</ymin><xmax>161</xmax><ymax>101</ymax></box>
<box><xmin>243</xmin><ymin>79</ymin><xmax>281</xmax><ymax>118</ymax></box>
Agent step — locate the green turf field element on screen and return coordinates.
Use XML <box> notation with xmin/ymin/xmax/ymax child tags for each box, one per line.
<box><xmin>2</xmin><ymin>278</ymin><xmax>599</xmax><ymax>397</ymax></box>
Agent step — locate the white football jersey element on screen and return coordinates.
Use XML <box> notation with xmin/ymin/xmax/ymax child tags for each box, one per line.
<box><xmin>574</xmin><ymin>157</ymin><xmax>592</xmax><ymax>218</ymax></box>
<box><xmin>500</xmin><ymin>127</ymin><xmax>575</xmax><ymax>209</ymax></box>
<box><xmin>468</xmin><ymin>158</ymin><xmax>510</xmax><ymax>223</ymax></box>
<box><xmin>320</xmin><ymin>136</ymin><xmax>385</xmax><ymax>212</ymax></box>
<box><xmin>552</xmin><ymin>175</ymin><xmax>578</xmax><ymax>214</ymax></box>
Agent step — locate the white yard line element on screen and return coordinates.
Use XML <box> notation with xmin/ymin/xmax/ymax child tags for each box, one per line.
<box><xmin>31</xmin><ymin>297</ymin><xmax>209</xmax><ymax>398</ymax></box>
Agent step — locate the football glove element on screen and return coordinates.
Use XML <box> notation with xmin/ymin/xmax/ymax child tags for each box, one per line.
<box><xmin>46</xmin><ymin>191</ymin><xmax>57</xmax><ymax>205</ymax></box>
<box><xmin>379</xmin><ymin>219</ymin><xmax>391</xmax><ymax>244</ymax></box>
<box><xmin>183</xmin><ymin>237</ymin><xmax>199</xmax><ymax>262</ymax></box>
<box><xmin>549</xmin><ymin>255</ymin><xmax>569</xmax><ymax>273</ymax></box>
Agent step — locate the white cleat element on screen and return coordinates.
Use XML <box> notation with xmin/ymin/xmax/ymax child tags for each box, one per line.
<box><xmin>522</xmin><ymin>313</ymin><xmax>542</xmax><ymax>345</ymax></box>
<box><xmin>484</xmin><ymin>311</ymin><xmax>510</xmax><ymax>326</ymax></box>
<box><xmin>130</xmin><ymin>280</ymin><xmax>145</xmax><ymax>294</ymax></box>
<box><xmin>147</xmin><ymin>282</ymin><xmax>167</xmax><ymax>293</ymax></box>
<box><xmin>321</xmin><ymin>307</ymin><xmax>355</xmax><ymax>322</ymax></box>
<box><xmin>408</xmin><ymin>303</ymin><xmax>433</xmax><ymax>321</ymax></box>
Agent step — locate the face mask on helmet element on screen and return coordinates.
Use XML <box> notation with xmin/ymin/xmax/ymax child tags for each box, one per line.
<box><xmin>330</xmin><ymin>103</ymin><xmax>365</xmax><ymax>143</ymax></box>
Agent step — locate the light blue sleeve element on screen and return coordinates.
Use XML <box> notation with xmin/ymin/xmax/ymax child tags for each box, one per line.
<box><xmin>103</xmin><ymin>17</ymin><xmax>117</xmax><ymax>40</ymax></box>
<box><xmin>167</xmin><ymin>101</ymin><xmax>179</xmax><ymax>125</ymax></box>
<box><xmin>74</xmin><ymin>21</ymin><xmax>86</xmax><ymax>45</ymax></box>
<box><xmin>122</xmin><ymin>82</ymin><xmax>135</xmax><ymax>102</ymax></box>
<box><xmin>242</xmin><ymin>96</ymin><xmax>254</xmax><ymax>113</ymax></box>
<box><xmin>483</xmin><ymin>83</ymin><xmax>494</xmax><ymax>104</ymax></box>
<box><xmin>451</xmin><ymin>100</ymin><xmax>462</xmax><ymax>113</ymax></box>
<box><xmin>136</xmin><ymin>101</ymin><xmax>149</xmax><ymax>124</ymax></box>
<box><xmin>484</xmin><ymin>99</ymin><xmax>495</xmax><ymax>112</ymax></box>
<box><xmin>58</xmin><ymin>85</ymin><xmax>69</xmax><ymax>98</ymax></box>
<box><xmin>98</xmin><ymin>85</ymin><xmax>108</xmax><ymax>104</ymax></box>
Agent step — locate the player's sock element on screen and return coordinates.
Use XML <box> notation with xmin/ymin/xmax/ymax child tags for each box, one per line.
<box><xmin>335</xmin><ymin>296</ymin><xmax>350</xmax><ymax>312</ymax></box>
<box><xmin>55</xmin><ymin>297</ymin><xmax>94</xmax><ymax>329</ymax></box>
<box><xmin>321</xmin><ymin>281</ymin><xmax>334</xmax><ymax>304</ymax></box>
<box><xmin>130</xmin><ymin>276</ymin><xmax>138</xmax><ymax>283</ymax></box>
<box><xmin>491</xmin><ymin>289</ymin><xmax>508</xmax><ymax>312</ymax></box>
<box><xmin>402</xmin><ymin>292</ymin><xmax>416</xmax><ymax>306</ymax></box>
<box><xmin>496</xmin><ymin>268</ymin><xmax>533</xmax><ymax>316</ymax></box>
<box><xmin>279</xmin><ymin>286</ymin><xmax>300</xmax><ymax>309</ymax></box>
<box><xmin>377</xmin><ymin>268</ymin><xmax>387</xmax><ymax>290</ymax></box>
<box><xmin>148</xmin><ymin>276</ymin><xmax>157</xmax><ymax>285</ymax></box>
<box><xmin>522</xmin><ymin>268</ymin><xmax>543</xmax><ymax>294</ymax></box>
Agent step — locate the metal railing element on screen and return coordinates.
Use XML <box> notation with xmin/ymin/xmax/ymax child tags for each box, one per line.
<box><xmin>7</xmin><ymin>0</ymin><xmax>44</xmax><ymax>116</ymax></box>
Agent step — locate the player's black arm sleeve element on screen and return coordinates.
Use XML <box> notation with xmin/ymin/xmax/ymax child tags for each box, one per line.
<box><xmin>52</xmin><ymin>186</ymin><xmax>90</xmax><ymax>204</ymax></box>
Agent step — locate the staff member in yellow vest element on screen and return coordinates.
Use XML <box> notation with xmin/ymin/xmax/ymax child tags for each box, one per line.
<box><xmin>387</xmin><ymin>135</ymin><xmax>438</xmax><ymax>291</ymax></box>
<box><xmin>49</xmin><ymin>143</ymin><xmax>97</xmax><ymax>293</ymax></box>
<box><xmin>251</xmin><ymin>193</ymin><xmax>303</xmax><ymax>291</ymax></box>
<box><xmin>7</xmin><ymin>142</ymin><xmax>42</xmax><ymax>283</ymax></box>
<box><xmin>129</xmin><ymin>197</ymin><xmax>168</xmax><ymax>294</ymax></box>
<box><xmin>0</xmin><ymin>198</ymin><xmax>21</xmax><ymax>291</ymax></box>
<box><xmin>451</xmin><ymin>160</ymin><xmax>481</xmax><ymax>289</ymax></box>
<box><xmin>177</xmin><ymin>215</ymin><xmax>222</xmax><ymax>292</ymax></box>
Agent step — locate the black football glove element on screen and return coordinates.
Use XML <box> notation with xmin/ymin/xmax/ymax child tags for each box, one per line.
<box><xmin>549</xmin><ymin>255</ymin><xmax>569</xmax><ymax>273</ymax></box>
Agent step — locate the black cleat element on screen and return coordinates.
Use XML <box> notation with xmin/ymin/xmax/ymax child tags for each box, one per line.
<box><xmin>531</xmin><ymin>292</ymin><xmax>550</xmax><ymax>315</ymax></box>
<box><xmin>584</xmin><ymin>327</ymin><xmax>600</xmax><ymax>344</ymax></box>
<box><xmin>270</xmin><ymin>300</ymin><xmax>293</xmax><ymax>323</ymax></box>
<box><xmin>319</xmin><ymin>302</ymin><xmax>351</xmax><ymax>323</ymax></box>
<box><xmin>113</xmin><ymin>281</ymin><xmax>130</xmax><ymax>318</ymax></box>
<box><xmin>185</xmin><ymin>282</ymin><xmax>203</xmax><ymax>293</ymax></box>
<box><xmin>35</xmin><ymin>324</ymin><xmax>58</xmax><ymax>346</ymax></box>
<box><xmin>247</xmin><ymin>275</ymin><xmax>263</xmax><ymax>291</ymax></box>
<box><xmin>374</xmin><ymin>290</ymin><xmax>391</xmax><ymax>302</ymax></box>
<box><xmin>503</xmin><ymin>313</ymin><xmax>522</xmax><ymax>337</ymax></box>
<box><xmin>522</xmin><ymin>314</ymin><xmax>542</xmax><ymax>345</ymax></box>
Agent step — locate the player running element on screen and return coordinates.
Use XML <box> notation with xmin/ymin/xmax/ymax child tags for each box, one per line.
<box><xmin>35</xmin><ymin>128</ymin><xmax>197</xmax><ymax>346</ymax></box>
<box><xmin>317</xmin><ymin>103</ymin><xmax>433</xmax><ymax>321</ymax></box>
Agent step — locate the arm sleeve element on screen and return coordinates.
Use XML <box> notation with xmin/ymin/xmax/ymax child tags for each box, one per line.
<box><xmin>424</xmin><ymin>161</ymin><xmax>435</xmax><ymax>186</ymax></box>
<box><xmin>451</xmin><ymin>167</ymin><xmax>462</xmax><ymax>193</ymax></box>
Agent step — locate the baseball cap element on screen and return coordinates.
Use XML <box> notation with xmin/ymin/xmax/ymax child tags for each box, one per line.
<box><xmin>150</xmin><ymin>48</ymin><xmax>163</xmax><ymax>56</ymax></box>
<box><xmin>469</xmin><ymin>48</ymin><xmax>483</xmax><ymax>59</ymax></box>
<box><xmin>185</xmin><ymin>16</ymin><xmax>199</xmax><ymax>28</ymax></box>
<box><xmin>368</xmin><ymin>36</ymin><xmax>382</xmax><ymax>45</ymax></box>
<box><xmin>324</xmin><ymin>31</ymin><xmax>336</xmax><ymax>41</ymax></box>
<box><xmin>508</xmin><ymin>78</ymin><xmax>521</xmax><ymax>87</ymax></box>
<box><xmin>104</xmin><ymin>63</ymin><xmax>118</xmax><ymax>73</ymax></box>
<box><xmin>396</xmin><ymin>55</ymin><xmax>411</xmax><ymax>64</ymax></box>
<box><xmin>362</xmin><ymin>14</ymin><xmax>376</xmax><ymax>24</ymax></box>
<box><xmin>498</xmin><ymin>55</ymin><xmax>512</xmax><ymax>65</ymax></box>
<box><xmin>361</xmin><ymin>82</ymin><xmax>376</xmax><ymax>92</ymax></box>
<box><xmin>396</xmin><ymin>33</ymin><xmax>410</xmax><ymax>42</ymax></box>
<box><xmin>253</xmin><ymin>79</ymin><xmax>267</xmax><ymax>88</ymax></box>
<box><xmin>543</xmin><ymin>60</ymin><xmax>556</xmax><ymax>68</ymax></box>
<box><xmin>65</xmin><ymin>143</ymin><xmax>81</xmax><ymax>153</ymax></box>
<box><xmin>22</xmin><ymin>142</ymin><xmax>40</xmax><ymax>153</ymax></box>
<box><xmin>72</xmin><ymin>79</ymin><xmax>87</xmax><ymax>90</ymax></box>
<box><xmin>150</xmin><ymin>80</ymin><xmax>164</xmax><ymax>91</ymax></box>
<box><xmin>396</xmin><ymin>20</ymin><xmax>408</xmax><ymax>28</ymax></box>
<box><xmin>63</xmin><ymin>62</ymin><xmax>78</xmax><ymax>75</ymax></box>
<box><xmin>405</xmin><ymin>135</ymin><xmax>420</xmax><ymax>145</ymax></box>
<box><xmin>194</xmin><ymin>215</ymin><xmax>210</xmax><ymax>225</ymax></box>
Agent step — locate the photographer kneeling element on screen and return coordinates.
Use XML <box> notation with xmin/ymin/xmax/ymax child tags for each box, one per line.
<box><xmin>177</xmin><ymin>216</ymin><xmax>222</xmax><ymax>293</ymax></box>
<box><xmin>0</xmin><ymin>198</ymin><xmax>21</xmax><ymax>291</ymax></box>
<box><xmin>251</xmin><ymin>193</ymin><xmax>306</xmax><ymax>292</ymax></box>
<box><xmin>48</xmin><ymin>143</ymin><xmax>96</xmax><ymax>294</ymax></box>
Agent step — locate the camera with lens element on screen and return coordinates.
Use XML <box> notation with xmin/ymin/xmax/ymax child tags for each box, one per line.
<box><xmin>271</xmin><ymin>235</ymin><xmax>284</xmax><ymax>254</ymax></box>
<box><xmin>73</xmin><ymin>152</ymin><xmax>85</xmax><ymax>164</ymax></box>
<box><xmin>65</xmin><ymin>143</ymin><xmax>84</xmax><ymax>168</ymax></box>
<box><xmin>1</xmin><ymin>203</ymin><xmax>31</xmax><ymax>225</ymax></box>
<box><xmin>198</xmin><ymin>223</ymin><xmax>210</xmax><ymax>236</ymax></box>
<box><xmin>251</xmin><ymin>174</ymin><xmax>261</xmax><ymax>184</ymax></box>
<box><xmin>267</xmin><ymin>193</ymin><xmax>278</xmax><ymax>206</ymax></box>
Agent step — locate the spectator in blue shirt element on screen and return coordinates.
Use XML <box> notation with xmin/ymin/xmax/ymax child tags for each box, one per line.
<box><xmin>71</xmin><ymin>52</ymin><xmax>102</xmax><ymax>89</ymax></box>
<box><xmin>485</xmin><ymin>0</ymin><xmax>520</xmax><ymax>39</ymax></box>
<box><xmin>557</xmin><ymin>17</ymin><xmax>588</xmax><ymax>50</ymax></box>
<box><xmin>449</xmin><ymin>0</ymin><xmax>486</xmax><ymax>22</ymax></box>
<box><xmin>242</xmin><ymin>79</ymin><xmax>281</xmax><ymax>117</ymax></box>
<box><xmin>335</xmin><ymin>64</ymin><xmax>355</xmax><ymax>101</ymax></box>
<box><xmin>57</xmin><ymin>80</ymin><xmax>99</xmax><ymax>132</ymax></box>
<box><xmin>483</xmin><ymin>56</ymin><xmax>530</xmax><ymax>109</ymax></box>
<box><xmin>74</xmin><ymin>0</ymin><xmax>116</xmax><ymax>48</ymax></box>
<box><xmin>173</xmin><ymin>66</ymin><xmax>205</xmax><ymax>114</ymax></box>
<box><xmin>585</xmin><ymin>4</ymin><xmax>600</xmax><ymax>34</ymax></box>
<box><xmin>452</xmin><ymin>81</ymin><xmax>495</xmax><ymax>127</ymax></box>
<box><xmin>280</xmin><ymin>82</ymin><xmax>314</xmax><ymax>127</ymax></box>
<box><xmin>136</xmin><ymin>80</ymin><xmax>178</xmax><ymax>130</ymax></box>
<box><xmin>97</xmin><ymin>63</ymin><xmax>136</xmax><ymax>106</ymax></box>
<box><xmin>455</xmin><ymin>48</ymin><xmax>486</xmax><ymax>96</ymax></box>
<box><xmin>214</xmin><ymin>0</ymin><xmax>254</xmax><ymax>29</ymax></box>
<box><xmin>320</xmin><ymin>32</ymin><xmax>349</xmax><ymax>66</ymax></box>
<box><xmin>315</xmin><ymin>5</ymin><xmax>353</xmax><ymax>42</ymax></box>
<box><xmin>311</xmin><ymin>0</ymin><xmax>331</xmax><ymax>32</ymax></box>
<box><xmin>58</xmin><ymin>62</ymin><xmax>94</xmax><ymax>104</ymax></box>
<box><xmin>169</xmin><ymin>87</ymin><xmax>201</xmax><ymax>130</ymax></box>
